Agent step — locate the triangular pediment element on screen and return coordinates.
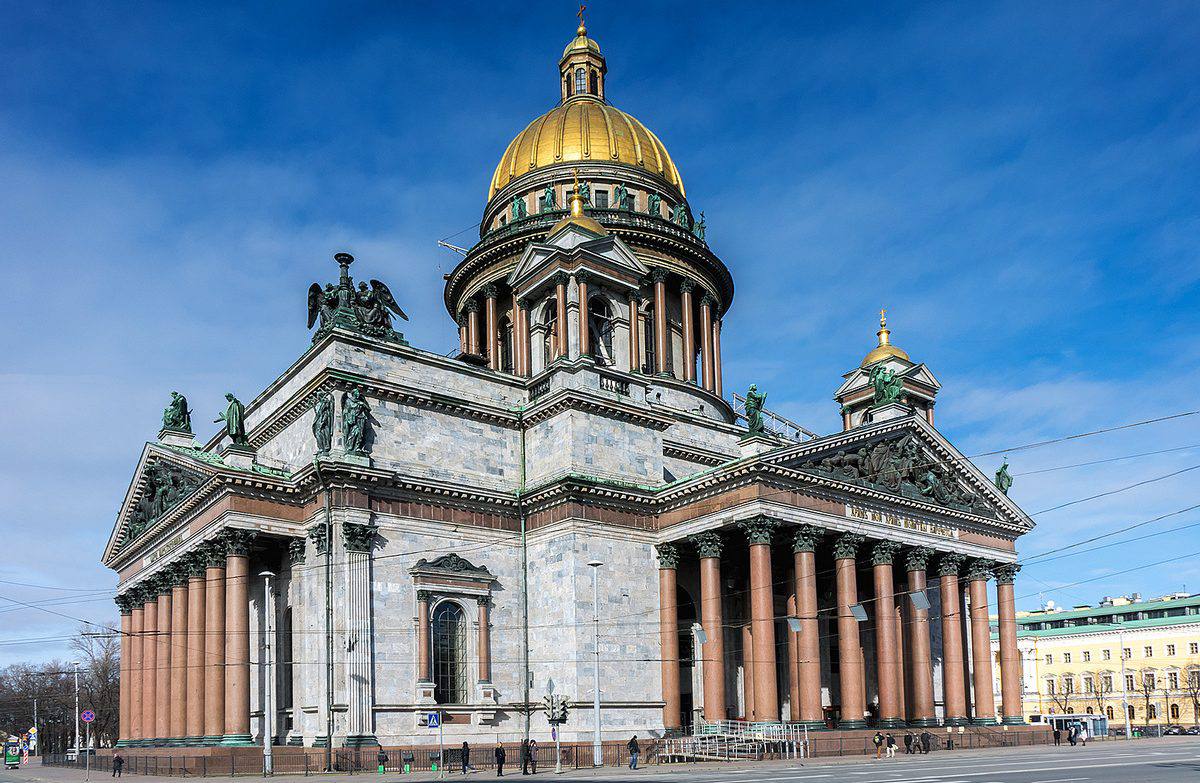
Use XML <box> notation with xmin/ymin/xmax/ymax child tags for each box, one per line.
<box><xmin>508</xmin><ymin>232</ymin><xmax>649</xmax><ymax>292</ymax></box>
<box><xmin>103</xmin><ymin>444</ymin><xmax>218</xmax><ymax>564</ymax></box>
<box><xmin>836</xmin><ymin>361</ymin><xmax>941</xmax><ymax>398</ymax></box>
<box><xmin>764</xmin><ymin>414</ymin><xmax>1032</xmax><ymax>530</ymax></box>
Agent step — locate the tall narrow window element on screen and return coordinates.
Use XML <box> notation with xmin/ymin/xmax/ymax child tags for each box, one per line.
<box><xmin>432</xmin><ymin>602</ymin><xmax>467</xmax><ymax>704</ymax></box>
<box><xmin>590</xmin><ymin>70</ymin><xmax>599</xmax><ymax>94</ymax></box>
<box><xmin>542</xmin><ymin>298</ymin><xmax>558</xmax><ymax>366</ymax></box>
<box><xmin>575</xmin><ymin>68</ymin><xmax>586</xmax><ymax>95</ymax></box>
<box><xmin>587</xmin><ymin>296</ymin><xmax>614</xmax><ymax>365</ymax></box>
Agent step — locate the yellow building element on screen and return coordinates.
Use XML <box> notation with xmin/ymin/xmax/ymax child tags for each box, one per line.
<box><xmin>992</xmin><ymin>593</ymin><xmax>1200</xmax><ymax>728</ymax></box>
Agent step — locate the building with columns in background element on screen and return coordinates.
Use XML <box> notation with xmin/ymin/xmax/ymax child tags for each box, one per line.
<box><xmin>104</xmin><ymin>21</ymin><xmax>1037</xmax><ymax>749</ymax></box>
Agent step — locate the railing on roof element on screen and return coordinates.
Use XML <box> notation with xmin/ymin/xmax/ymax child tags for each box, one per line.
<box><xmin>731</xmin><ymin>393</ymin><xmax>820</xmax><ymax>442</ymax></box>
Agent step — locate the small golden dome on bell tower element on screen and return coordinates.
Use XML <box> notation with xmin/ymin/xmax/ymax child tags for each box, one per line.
<box><xmin>560</xmin><ymin>7</ymin><xmax>607</xmax><ymax>102</ymax></box>
<box><xmin>861</xmin><ymin>308</ymin><xmax>911</xmax><ymax>366</ymax></box>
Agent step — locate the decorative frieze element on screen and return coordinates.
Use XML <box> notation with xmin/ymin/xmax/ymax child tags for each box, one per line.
<box><xmin>342</xmin><ymin>522</ymin><xmax>379</xmax><ymax>553</ymax></box>
<box><xmin>871</xmin><ymin>540</ymin><xmax>901</xmax><ymax>566</ymax></box>
<box><xmin>656</xmin><ymin>543</ymin><xmax>680</xmax><ymax>570</ymax></box>
<box><xmin>690</xmin><ymin>531</ymin><xmax>724</xmax><ymax>559</ymax></box>
<box><xmin>738</xmin><ymin>514</ymin><xmax>779</xmax><ymax>545</ymax></box>
<box><xmin>832</xmin><ymin>532</ymin><xmax>865</xmax><ymax>560</ymax></box>
<box><xmin>792</xmin><ymin>525</ymin><xmax>823</xmax><ymax>553</ymax></box>
<box><xmin>993</xmin><ymin>562</ymin><xmax>1020</xmax><ymax>585</ymax></box>
<box><xmin>905</xmin><ymin>546</ymin><xmax>934</xmax><ymax>573</ymax></box>
<box><xmin>937</xmin><ymin>552</ymin><xmax>965</xmax><ymax>577</ymax></box>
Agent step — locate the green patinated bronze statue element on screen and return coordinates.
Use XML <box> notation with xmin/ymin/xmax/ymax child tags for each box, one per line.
<box><xmin>670</xmin><ymin>202</ymin><xmax>690</xmax><ymax>229</ymax></box>
<box><xmin>995</xmin><ymin>458</ymin><xmax>1013</xmax><ymax>495</ymax></box>
<box><xmin>542</xmin><ymin>185</ymin><xmax>557</xmax><ymax>211</ymax></box>
<box><xmin>868</xmin><ymin>363</ymin><xmax>904</xmax><ymax>406</ymax></box>
<box><xmin>576</xmin><ymin>180</ymin><xmax>591</xmax><ymax>204</ymax></box>
<box><xmin>511</xmin><ymin>195</ymin><xmax>528</xmax><ymax>220</ymax></box>
<box><xmin>342</xmin><ymin>388</ymin><xmax>371</xmax><ymax>456</ymax></box>
<box><xmin>646</xmin><ymin>192</ymin><xmax>661</xmax><ymax>217</ymax></box>
<box><xmin>613</xmin><ymin>183</ymin><xmax>631</xmax><ymax>210</ymax></box>
<box><xmin>215</xmin><ymin>393</ymin><xmax>248</xmax><ymax>446</ymax></box>
<box><xmin>692</xmin><ymin>211</ymin><xmax>707</xmax><ymax>241</ymax></box>
<box><xmin>162</xmin><ymin>391</ymin><xmax>192</xmax><ymax>433</ymax></box>
<box><xmin>306</xmin><ymin>253</ymin><xmax>409</xmax><ymax>345</ymax></box>
<box><xmin>744</xmin><ymin>384</ymin><xmax>767</xmax><ymax>435</ymax></box>
<box><xmin>312</xmin><ymin>391</ymin><xmax>334</xmax><ymax>454</ymax></box>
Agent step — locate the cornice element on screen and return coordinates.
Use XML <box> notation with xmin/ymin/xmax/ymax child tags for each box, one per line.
<box><xmin>523</xmin><ymin>387</ymin><xmax>674</xmax><ymax>430</ymax></box>
<box><xmin>662</xmin><ymin>440</ymin><xmax>737</xmax><ymax>467</ymax></box>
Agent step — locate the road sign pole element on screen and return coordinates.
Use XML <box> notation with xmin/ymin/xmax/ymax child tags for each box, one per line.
<box><xmin>438</xmin><ymin>713</ymin><xmax>444</xmax><ymax>781</ymax></box>
<box><xmin>84</xmin><ymin>721</ymin><xmax>90</xmax><ymax>782</ymax></box>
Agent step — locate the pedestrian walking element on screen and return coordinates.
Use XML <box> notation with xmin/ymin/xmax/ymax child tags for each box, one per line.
<box><xmin>462</xmin><ymin>741</ymin><xmax>471</xmax><ymax>774</ymax></box>
<box><xmin>1068</xmin><ymin>726</ymin><xmax>1077</xmax><ymax>747</ymax></box>
<box><xmin>873</xmin><ymin>731</ymin><xmax>884</xmax><ymax>759</ymax></box>
<box><xmin>520</xmin><ymin>739</ymin><xmax>530</xmax><ymax>775</ymax></box>
<box><xmin>377</xmin><ymin>749</ymin><xmax>388</xmax><ymax>773</ymax></box>
<box><xmin>885</xmin><ymin>733</ymin><xmax>896</xmax><ymax>758</ymax></box>
<box><xmin>495</xmin><ymin>743</ymin><xmax>506</xmax><ymax>777</ymax></box>
<box><xmin>920</xmin><ymin>731</ymin><xmax>932</xmax><ymax>754</ymax></box>
<box><xmin>1080</xmin><ymin>726</ymin><xmax>1088</xmax><ymax>747</ymax></box>
<box><xmin>627</xmin><ymin>735</ymin><xmax>640</xmax><ymax>770</ymax></box>
<box><xmin>111</xmin><ymin>753</ymin><xmax>124</xmax><ymax>778</ymax></box>
<box><xmin>904</xmin><ymin>731</ymin><xmax>914</xmax><ymax>754</ymax></box>
<box><xmin>1053</xmin><ymin>727</ymin><xmax>1061</xmax><ymax>746</ymax></box>
<box><xmin>528</xmin><ymin>740</ymin><xmax>538</xmax><ymax>774</ymax></box>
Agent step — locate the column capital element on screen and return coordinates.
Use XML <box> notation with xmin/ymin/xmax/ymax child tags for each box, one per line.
<box><xmin>699</xmin><ymin>292</ymin><xmax>718</xmax><ymax>309</ymax></box>
<box><xmin>116</xmin><ymin>593</ymin><xmax>136</xmax><ymax>615</ymax></box>
<box><xmin>416</xmin><ymin>589</ymin><xmax>434</xmax><ymax>604</ymax></box>
<box><xmin>342</xmin><ymin>521</ymin><xmax>379</xmax><ymax>553</ymax></box>
<box><xmin>679</xmin><ymin>279</ymin><xmax>696</xmax><ymax>294</ymax></box>
<box><xmin>476</xmin><ymin>595</ymin><xmax>492</xmax><ymax>608</ymax></box>
<box><xmin>738</xmin><ymin>515</ymin><xmax>780</xmax><ymax>545</ymax></box>
<box><xmin>221</xmin><ymin>528</ymin><xmax>256</xmax><ymax>557</ymax></box>
<box><xmin>993</xmin><ymin>562</ymin><xmax>1021</xmax><ymax>585</ymax></box>
<box><xmin>965</xmin><ymin>557</ymin><xmax>996</xmax><ymax>581</ymax></box>
<box><xmin>463</xmin><ymin>298</ymin><xmax>480</xmax><ymax>313</ymax></box>
<box><xmin>307</xmin><ymin>523</ymin><xmax>330</xmax><ymax>555</ymax></box>
<box><xmin>656</xmin><ymin>542</ymin><xmax>681</xmax><ymax>570</ymax></box>
<box><xmin>287</xmin><ymin>538</ymin><xmax>306</xmax><ymax>566</ymax></box>
<box><xmin>832</xmin><ymin>532</ymin><xmax>865</xmax><ymax>560</ymax></box>
<box><xmin>690</xmin><ymin>531</ymin><xmax>724</xmax><ymax>559</ymax></box>
<box><xmin>457</xmin><ymin>311</ymin><xmax>469</xmax><ymax>327</ymax></box>
<box><xmin>154</xmin><ymin>567</ymin><xmax>177</xmax><ymax>595</ymax></box>
<box><xmin>180</xmin><ymin>548</ymin><xmax>208</xmax><ymax>579</ymax></box>
<box><xmin>481</xmin><ymin>283</ymin><xmax>499</xmax><ymax>299</ymax></box>
<box><xmin>628</xmin><ymin>290</ymin><xmax>645</xmax><ymax>304</ymax></box>
<box><xmin>792</xmin><ymin>524</ymin><xmax>823</xmax><ymax>553</ymax></box>
<box><xmin>905</xmin><ymin>546</ymin><xmax>935</xmax><ymax>573</ymax></box>
<box><xmin>574</xmin><ymin>269</ymin><xmax>592</xmax><ymax>285</ymax></box>
<box><xmin>516</xmin><ymin>295</ymin><xmax>532</xmax><ymax>310</ymax></box>
<box><xmin>937</xmin><ymin>551</ymin><xmax>966</xmax><ymax>577</ymax></box>
<box><xmin>871</xmin><ymin>540</ymin><xmax>901</xmax><ymax>566</ymax></box>
<box><xmin>648</xmin><ymin>267</ymin><xmax>670</xmax><ymax>284</ymax></box>
<box><xmin>201</xmin><ymin>539</ymin><xmax>227</xmax><ymax>569</ymax></box>
<box><xmin>551</xmin><ymin>271</ymin><xmax>570</xmax><ymax>287</ymax></box>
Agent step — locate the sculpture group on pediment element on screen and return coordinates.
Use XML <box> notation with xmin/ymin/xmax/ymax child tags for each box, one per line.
<box><xmin>125</xmin><ymin>460</ymin><xmax>205</xmax><ymax>544</ymax></box>
<box><xmin>869</xmin><ymin>363</ymin><xmax>904</xmax><ymax>406</ymax></box>
<box><xmin>161</xmin><ymin>391</ymin><xmax>192</xmax><ymax>433</ymax></box>
<box><xmin>799</xmin><ymin>432</ymin><xmax>996</xmax><ymax>518</ymax></box>
<box><xmin>306</xmin><ymin>253</ymin><xmax>409</xmax><ymax>344</ymax></box>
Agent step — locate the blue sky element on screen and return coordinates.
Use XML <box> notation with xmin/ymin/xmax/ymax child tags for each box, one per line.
<box><xmin>2</xmin><ymin>2</ymin><xmax>1199</xmax><ymax>664</ymax></box>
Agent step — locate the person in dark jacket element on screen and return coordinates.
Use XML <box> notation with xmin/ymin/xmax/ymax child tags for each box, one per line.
<box><xmin>461</xmin><ymin>742</ymin><xmax>470</xmax><ymax>774</ymax></box>
<box><xmin>1053</xmin><ymin>727</ymin><xmax>1061</xmax><ymax>746</ymax></box>
<box><xmin>885</xmin><ymin>733</ymin><xmax>896</xmax><ymax>758</ymax></box>
<box><xmin>528</xmin><ymin>740</ymin><xmax>538</xmax><ymax>774</ymax></box>
<box><xmin>873</xmin><ymin>731</ymin><xmax>884</xmax><ymax>759</ymax></box>
<box><xmin>628</xmin><ymin>735</ymin><xmax>640</xmax><ymax>770</ymax></box>
<box><xmin>495</xmin><ymin>743</ymin><xmax>506</xmax><ymax>777</ymax></box>
<box><xmin>520</xmin><ymin>739</ymin><xmax>530</xmax><ymax>775</ymax></box>
<box><xmin>377</xmin><ymin>749</ymin><xmax>388</xmax><ymax>772</ymax></box>
<box><xmin>920</xmin><ymin>731</ymin><xmax>932</xmax><ymax>754</ymax></box>
<box><xmin>904</xmin><ymin>731</ymin><xmax>914</xmax><ymax>754</ymax></box>
<box><xmin>111</xmin><ymin>754</ymin><xmax>124</xmax><ymax>778</ymax></box>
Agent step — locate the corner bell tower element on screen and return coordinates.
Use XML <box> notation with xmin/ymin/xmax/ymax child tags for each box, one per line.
<box><xmin>834</xmin><ymin>311</ymin><xmax>942</xmax><ymax>430</ymax></box>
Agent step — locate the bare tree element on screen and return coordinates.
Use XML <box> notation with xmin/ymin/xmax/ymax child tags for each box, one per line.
<box><xmin>1081</xmin><ymin>670</ymin><xmax>1113</xmax><ymax>716</ymax></box>
<box><xmin>1184</xmin><ymin>667</ymin><xmax>1200</xmax><ymax>726</ymax></box>
<box><xmin>1136</xmin><ymin>670</ymin><xmax>1158</xmax><ymax>727</ymax></box>
<box><xmin>70</xmin><ymin>624</ymin><xmax>121</xmax><ymax>747</ymax></box>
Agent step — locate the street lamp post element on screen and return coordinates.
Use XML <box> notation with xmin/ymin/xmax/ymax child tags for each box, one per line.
<box><xmin>260</xmin><ymin>570</ymin><xmax>276</xmax><ymax>775</ymax></box>
<box><xmin>587</xmin><ymin>560</ymin><xmax>603</xmax><ymax>767</ymax></box>
<box><xmin>72</xmin><ymin>661</ymin><xmax>80</xmax><ymax>759</ymax></box>
<box><xmin>1118</xmin><ymin>623</ymin><xmax>1132</xmax><ymax>740</ymax></box>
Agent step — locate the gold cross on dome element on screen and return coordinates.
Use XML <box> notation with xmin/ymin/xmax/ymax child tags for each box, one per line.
<box><xmin>879</xmin><ymin>307</ymin><xmax>887</xmax><ymax>327</ymax></box>
<box><xmin>578</xmin><ymin>3</ymin><xmax>587</xmax><ymax>25</ymax></box>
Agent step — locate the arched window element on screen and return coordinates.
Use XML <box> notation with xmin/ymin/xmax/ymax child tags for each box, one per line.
<box><xmin>432</xmin><ymin>602</ymin><xmax>467</xmax><ymax>704</ymax></box>
<box><xmin>564</xmin><ymin>74</ymin><xmax>572</xmax><ymax>98</ymax></box>
<box><xmin>1127</xmin><ymin>704</ymin><xmax>1135</xmax><ymax>719</ymax></box>
<box><xmin>1105</xmin><ymin>705</ymin><xmax>1114</xmax><ymax>720</ymax></box>
<box><xmin>499</xmin><ymin>315</ymin><xmax>514</xmax><ymax>373</ymax></box>
<box><xmin>1170</xmin><ymin>703</ymin><xmax>1180</xmax><ymax>720</ymax></box>
<box><xmin>587</xmin><ymin>296</ymin><xmax>614</xmax><ymax>365</ymax></box>
<box><xmin>1148</xmin><ymin>704</ymin><xmax>1157</xmax><ymax>720</ymax></box>
<box><xmin>542</xmin><ymin>298</ymin><xmax>558</xmax><ymax>366</ymax></box>
<box><xmin>575</xmin><ymin>68</ymin><xmax>586</xmax><ymax>95</ymax></box>
<box><xmin>589</xmin><ymin>70</ymin><xmax>598</xmax><ymax>94</ymax></box>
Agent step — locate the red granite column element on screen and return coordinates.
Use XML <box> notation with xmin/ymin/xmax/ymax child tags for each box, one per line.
<box><xmin>650</xmin><ymin>268</ymin><xmax>669</xmax><ymax>375</ymax></box>
<box><xmin>894</xmin><ymin>600</ymin><xmax>907</xmax><ymax>720</ymax></box>
<box><xmin>792</xmin><ymin>525</ymin><xmax>825</xmax><ymax>726</ymax></box>
<box><xmin>515</xmin><ymin>296</ymin><xmax>530</xmax><ymax>376</ymax></box>
<box><xmin>185</xmin><ymin>553</ymin><xmax>207</xmax><ymax>744</ymax></box>
<box><xmin>465</xmin><ymin>299</ymin><xmax>480</xmax><ymax>356</ymax></box>
<box><xmin>155</xmin><ymin>578</ymin><xmax>173</xmax><ymax>743</ymax></box>
<box><xmin>680</xmin><ymin>280</ymin><xmax>695</xmax><ymax>382</ymax></box>
<box><xmin>169</xmin><ymin>569</ymin><xmax>188</xmax><ymax>744</ymax></box>
<box><xmin>203</xmin><ymin>542</ymin><xmax>227</xmax><ymax>744</ymax></box>
<box><xmin>129</xmin><ymin>598</ymin><xmax>144</xmax><ymax>743</ymax></box>
<box><xmin>712</xmin><ymin>318</ymin><xmax>724</xmax><ymax>397</ymax></box>
<box><xmin>699</xmin><ymin>295</ymin><xmax>715</xmax><ymax>391</ymax></box>
<box><xmin>872</xmin><ymin>541</ymin><xmax>903</xmax><ymax>727</ymax></box>
<box><xmin>834</xmin><ymin>533</ymin><xmax>867</xmax><ymax>728</ymax></box>
<box><xmin>938</xmin><ymin>553</ymin><xmax>968</xmax><ymax>725</ymax></box>
<box><xmin>141</xmin><ymin>588</ymin><xmax>159</xmax><ymax>744</ymax></box>
<box><xmin>223</xmin><ymin>529</ymin><xmax>256</xmax><ymax>744</ymax></box>
<box><xmin>786</xmin><ymin>593</ymin><xmax>800</xmax><ymax>719</ymax></box>
<box><xmin>627</xmin><ymin>293</ymin><xmax>642</xmax><ymax>372</ymax></box>
<box><xmin>693</xmin><ymin>532</ymin><xmax>726</xmax><ymax>723</ymax></box>
<box><xmin>477</xmin><ymin>597</ymin><xmax>492</xmax><ymax>683</ymax></box>
<box><xmin>483</xmin><ymin>284</ymin><xmax>499</xmax><ymax>369</ymax></box>
<box><xmin>905</xmin><ymin>548</ymin><xmax>937</xmax><ymax>726</ymax></box>
<box><xmin>742</xmin><ymin>625</ymin><xmax>755</xmax><ymax>720</ymax></box>
<box><xmin>657</xmin><ymin>544</ymin><xmax>682</xmax><ymax>730</ymax></box>
<box><xmin>116</xmin><ymin>595</ymin><xmax>133</xmax><ymax>745</ymax></box>
<box><xmin>966</xmin><ymin>559</ymin><xmax>997</xmax><ymax>724</ymax></box>
<box><xmin>554</xmin><ymin>273</ymin><xmax>569</xmax><ymax>359</ymax></box>
<box><xmin>740</xmin><ymin>516</ymin><xmax>780</xmax><ymax>721</ymax></box>
<box><xmin>417</xmin><ymin>591</ymin><xmax>432</xmax><ymax>682</ymax></box>
<box><xmin>994</xmin><ymin>563</ymin><xmax>1024</xmax><ymax>724</ymax></box>
<box><xmin>457</xmin><ymin>312</ymin><xmax>468</xmax><ymax>355</ymax></box>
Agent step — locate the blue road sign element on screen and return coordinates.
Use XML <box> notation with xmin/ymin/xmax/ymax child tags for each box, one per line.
<box><xmin>81</xmin><ymin>710</ymin><xmax>95</xmax><ymax>723</ymax></box>
<box><xmin>426</xmin><ymin>712</ymin><xmax>440</xmax><ymax>728</ymax></box>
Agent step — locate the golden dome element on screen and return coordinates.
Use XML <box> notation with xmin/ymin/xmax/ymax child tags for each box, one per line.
<box><xmin>861</xmin><ymin>309</ymin><xmax>911</xmax><ymax>366</ymax></box>
<box><xmin>548</xmin><ymin>180</ymin><xmax>609</xmax><ymax>238</ymax></box>
<box><xmin>563</xmin><ymin>24</ymin><xmax>601</xmax><ymax>57</ymax></box>
<box><xmin>488</xmin><ymin>96</ymin><xmax>685</xmax><ymax>198</ymax></box>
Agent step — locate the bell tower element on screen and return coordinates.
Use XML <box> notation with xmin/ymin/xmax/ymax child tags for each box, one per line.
<box><xmin>834</xmin><ymin>311</ymin><xmax>942</xmax><ymax>430</ymax></box>
<box><xmin>559</xmin><ymin>12</ymin><xmax>607</xmax><ymax>102</ymax></box>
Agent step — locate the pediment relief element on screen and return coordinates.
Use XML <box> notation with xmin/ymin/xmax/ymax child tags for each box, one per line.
<box><xmin>113</xmin><ymin>449</ymin><xmax>213</xmax><ymax>556</ymax></box>
<box><xmin>836</xmin><ymin>361</ymin><xmax>941</xmax><ymax>399</ymax></box>
<box><xmin>410</xmin><ymin>552</ymin><xmax>494</xmax><ymax>581</ymax></box>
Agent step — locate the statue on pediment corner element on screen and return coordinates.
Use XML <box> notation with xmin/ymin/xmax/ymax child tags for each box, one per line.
<box><xmin>744</xmin><ymin>384</ymin><xmax>766</xmax><ymax>435</ymax></box>
<box><xmin>215</xmin><ymin>393</ymin><xmax>248</xmax><ymax>446</ymax></box>
<box><xmin>355</xmin><ymin>280</ymin><xmax>408</xmax><ymax>335</ymax></box>
<box><xmin>868</xmin><ymin>363</ymin><xmax>904</xmax><ymax>406</ymax></box>
<box><xmin>306</xmin><ymin>253</ymin><xmax>409</xmax><ymax>345</ymax></box>
<box><xmin>162</xmin><ymin>391</ymin><xmax>192</xmax><ymax>433</ymax></box>
<box><xmin>994</xmin><ymin>458</ymin><xmax>1013</xmax><ymax>495</ymax></box>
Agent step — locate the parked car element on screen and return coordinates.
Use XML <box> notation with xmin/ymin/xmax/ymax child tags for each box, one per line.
<box><xmin>1163</xmin><ymin>725</ymin><xmax>1186</xmax><ymax>735</ymax></box>
<box><xmin>1185</xmin><ymin>726</ymin><xmax>1200</xmax><ymax>736</ymax></box>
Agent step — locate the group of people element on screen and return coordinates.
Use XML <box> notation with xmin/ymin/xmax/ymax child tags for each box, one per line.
<box><xmin>1052</xmin><ymin>722</ymin><xmax>1089</xmax><ymax>747</ymax></box>
<box><xmin>373</xmin><ymin>735</ymin><xmax>642</xmax><ymax>776</ymax></box>
<box><xmin>873</xmin><ymin>730</ymin><xmax>934</xmax><ymax>758</ymax></box>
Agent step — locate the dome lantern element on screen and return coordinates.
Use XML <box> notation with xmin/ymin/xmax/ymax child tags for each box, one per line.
<box><xmin>559</xmin><ymin>14</ymin><xmax>606</xmax><ymax>102</ymax></box>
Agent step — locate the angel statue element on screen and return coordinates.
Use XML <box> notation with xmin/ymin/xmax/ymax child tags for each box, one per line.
<box><xmin>162</xmin><ymin>391</ymin><xmax>192</xmax><ymax>433</ymax></box>
<box><xmin>307</xmin><ymin>283</ymin><xmax>338</xmax><ymax>332</ymax></box>
<box><xmin>355</xmin><ymin>280</ymin><xmax>408</xmax><ymax>334</ymax></box>
<box><xmin>341</xmin><ymin>388</ymin><xmax>372</xmax><ymax>456</ymax></box>
<box><xmin>744</xmin><ymin>384</ymin><xmax>767</xmax><ymax>435</ymax></box>
<box><xmin>307</xmin><ymin>253</ymin><xmax>410</xmax><ymax>345</ymax></box>
<box><xmin>868</xmin><ymin>363</ymin><xmax>903</xmax><ymax>406</ymax></box>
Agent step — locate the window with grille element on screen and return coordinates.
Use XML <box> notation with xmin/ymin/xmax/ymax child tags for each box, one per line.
<box><xmin>1082</xmin><ymin>651</ymin><xmax>1091</xmax><ymax>662</ymax></box>
<box><xmin>594</xmin><ymin>190</ymin><xmax>609</xmax><ymax>208</ymax></box>
<box><xmin>575</xmin><ymin>68</ymin><xmax>586</xmax><ymax>95</ymax></box>
<box><xmin>1064</xmin><ymin>652</ymin><xmax>1072</xmax><ymax>663</ymax></box>
<box><xmin>1102</xmin><ymin>649</ymin><xmax>1111</xmax><ymax>661</ymax></box>
<box><xmin>432</xmin><ymin>602</ymin><xmax>468</xmax><ymax>705</ymax></box>
<box><xmin>1144</xmin><ymin>645</ymin><xmax>1153</xmax><ymax>658</ymax></box>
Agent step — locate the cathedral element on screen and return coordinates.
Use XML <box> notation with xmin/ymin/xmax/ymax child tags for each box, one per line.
<box><xmin>105</xmin><ymin>21</ymin><xmax>1034</xmax><ymax>750</ymax></box>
